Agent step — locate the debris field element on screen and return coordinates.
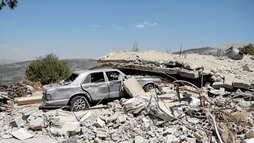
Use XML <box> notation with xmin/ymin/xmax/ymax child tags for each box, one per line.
<box><xmin>0</xmin><ymin>50</ymin><xmax>254</xmax><ymax>143</ymax></box>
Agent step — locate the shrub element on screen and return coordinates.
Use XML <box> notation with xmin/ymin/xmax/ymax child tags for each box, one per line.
<box><xmin>25</xmin><ymin>54</ymin><xmax>71</xmax><ymax>85</ymax></box>
<box><xmin>239</xmin><ymin>43</ymin><xmax>254</xmax><ymax>55</ymax></box>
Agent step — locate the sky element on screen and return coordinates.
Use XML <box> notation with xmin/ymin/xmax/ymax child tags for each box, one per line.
<box><xmin>0</xmin><ymin>0</ymin><xmax>254</xmax><ymax>61</ymax></box>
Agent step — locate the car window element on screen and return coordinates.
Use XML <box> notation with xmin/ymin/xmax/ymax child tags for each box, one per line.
<box><xmin>64</xmin><ymin>73</ymin><xmax>79</xmax><ymax>83</ymax></box>
<box><xmin>83</xmin><ymin>72</ymin><xmax>105</xmax><ymax>84</ymax></box>
<box><xmin>106</xmin><ymin>71</ymin><xmax>120</xmax><ymax>81</ymax></box>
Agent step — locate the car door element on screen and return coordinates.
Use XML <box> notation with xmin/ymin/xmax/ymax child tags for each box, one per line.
<box><xmin>106</xmin><ymin>71</ymin><xmax>122</xmax><ymax>98</ymax></box>
<box><xmin>81</xmin><ymin>72</ymin><xmax>109</xmax><ymax>101</ymax></box>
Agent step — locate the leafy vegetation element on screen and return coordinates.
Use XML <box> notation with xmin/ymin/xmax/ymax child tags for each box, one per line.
<box><xmin>0</xmin><ymin>0</ymin><xmax>17</xmax><ymax>10</ymax></box>
<box><xmin>25</xmin><ymin>54</ymin><xmax>71</xmax><ymax>85</ymax></box>
<box><xmin>239</xmin><ymin>43</ymin><xmax>254</xmax><ymax>55</ymax></box>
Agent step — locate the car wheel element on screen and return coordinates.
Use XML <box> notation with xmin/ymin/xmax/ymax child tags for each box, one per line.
<box><xmin>70</xmin><ymin>96</ymin><xmax>89</xmax><ymax>110</ymax></box>
<box><xmin>143</xmin><ymin>84</ymin><xmax>156</xmax><ymax>92</ymax></box>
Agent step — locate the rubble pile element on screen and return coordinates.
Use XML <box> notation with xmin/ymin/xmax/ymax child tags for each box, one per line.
<box><xmin>97</xmin><ymin>50</ymin><xmax>254</xmax><ymax>90</ymax></box>
<box><xmin>0</xmin><ymin>83</ymin><xmax>32</xmax><ymax>97</ymax></box>
<box><xmin>1</xmin><ymin>84</ymin><xmax>254</xmax><ymax>143</ymax></box>
<box><xmin>0</xmin><ymin>92</ymin><xmax>13</xmax><ymax>112</ymax></box>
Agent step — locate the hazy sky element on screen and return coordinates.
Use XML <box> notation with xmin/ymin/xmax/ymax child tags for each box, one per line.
<box><xmin>0</xmin><ymin>0</ymin><xmax>253</xmax><ymax>60</ymax></box>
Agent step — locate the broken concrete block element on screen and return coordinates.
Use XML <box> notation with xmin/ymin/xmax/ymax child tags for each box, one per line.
<box><xmin>212</xmin><ymin>82</ymin><xmax>224</xmax><ymax>88</ymax></box>
<box><xmin>243</xmin><ymin>64</ymin><xmax>253</xmax><ymax>72</ymax></box>
<box><xmin>233</xmin><ymin>79</ymin><xmax>250</xmax><ymax>89</ymax></box>
<box><xmin>50</xmin><ymin>122</ymin><xmax>81</xmax><ymax>136</ymax></box>
<box><xmin>165</xmin><ymin>134</ymin><xmax>180</xmax><ymax>143</ymax></box>
<box><xmin>123</xmin><ymin>77</ymin><xmax>146</xmax><ymax>97</ymax></box>
<box><xmin>29</xmin><ymin>117</ymin><xmax>44</xmax><ymax>130</ymax></box>
<box><xmin>223</xmin><ymin>73</ymin><xmax>235</xmax><ymax>89</ymax></box>
<box><xmin>178</xmin><ymin>69</ymin><xmax>199</xmax><ymax>79</ymax></box>
<box><xmin>95</xmin><ymin>117</ymin><xmax>105</xmax><ymax>127</ymax></box>
<box><xmin>123</xmin><ymin>96</ymin><xmax>148</xmax><ymax>114</ymax></box>
<box><xmin>246</xmin><ymin>130</ymin><xmax>254</xmax><ymax>138</ymax></box>
<box><xmin>96</xmin><ymin>128</ymin><xmax>107</xmax><ymax>138</ymax></box>
<box><xmin>243</xmin><ymin>138</ymin><xmax>254</xmax><ymax>143</ymax></box>
<box><xmin>135</xmin><ymin>136</ymin><xmax>145</xmax><ymax>143</ymax></box>
<box><xmin>117</xmin><ymin>115</ymin><xmax>126</xmax><ymax>123</ymax></box>
<box><xmin>10</xmin><ymin>128</ymin><xmax>34</xmax><ymax>140</ymax></box>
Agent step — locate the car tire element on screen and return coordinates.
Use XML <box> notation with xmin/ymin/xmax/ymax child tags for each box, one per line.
<box><xmin>143</xmin><ymin>84</ymin><xmax>156</xmax><ymax>92</ymax></box>
<box><xmin>70</xmin><ymin>96</ymin><xmax>89</xmax><ymax>110</ymax></box>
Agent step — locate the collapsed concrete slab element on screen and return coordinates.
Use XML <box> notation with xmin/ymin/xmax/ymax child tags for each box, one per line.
<box><xmin>97</xmin><ymin>50</ymin><xmax>254</xmax><ymax>90</ymax></box>
<box><xmin>123</xmin><ymin>77</ymin><xmax>147</xmax><ymax>97</ymax></box>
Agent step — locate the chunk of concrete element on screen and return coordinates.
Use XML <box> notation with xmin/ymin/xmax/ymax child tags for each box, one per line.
<box><xmin>212</xmin><ymin>82</ymin><xmax>224</xmax><ymax>89</ymax></box>
<box><xmin>96</xmin><ymin>128</ymin><xmax>107</xmax><ymax>138</ymax></box>
<box><xmin>243</xmin><ymin>64</ymin><xmax>253</xmax><ymax>72</ymax></box>
<box><xmin>165</xmin><ymin>134</ymin><xmax>180</xmax><ymax>143</ymax></box>
<box><xmin>123</xmin><ymin>77</ymin><xmax>146</xmax><ymax>97</ymax></box>
<box><xmin>49</xmin><ymin>122</ymin><xmax>81</xmax><ymax>136</ymax></box>
<box><xmin>233</xmin><ymin>79</ymin><xmax>250</xmax><ymax>89</ymax></box>
<box><xmin>29</xmin><ymin>117</ymin><xmax>44</xmax><ymax>130</ymax></box>
<box><xmin>10</xmin><ymin>128</ymin><xmax>34</xmax><ymax>140</ymax></box>
<box><xmin>178</xmin><ymin>69</ymin><xmax>199</xmax><ymax>79</ymax></box>
<box><xmin>135</xmin><ymin>136</ymin><xmax>145</xmax><ymax>143</ymax></box>
<box><xmin>223</xmin><ymin>73</ymin><xmax>235</xmax><ymax>89</ymax></box>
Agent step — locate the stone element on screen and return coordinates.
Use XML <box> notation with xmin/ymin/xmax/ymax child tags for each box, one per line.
<box><xmin>178</xmin><ymin>69</ymin><xmax>199</xmax><ymax>79</ymax></box>
<box><xmin>243</xmin><ymin>138</ymin><xmax>254</xmax><ymax>143</ymax></box>
<box><xmin>243</xmin><ymin>64</ymin><xmax>253</xmax><ymax>72</ymax></box>
<box><xmin>29</xmin><ymin>117</ymin><xmax>44</xmax><ymax>130</ymax></box>
<box><xmin>186</xmin><ymin>137</ymin><xmax>196</xmax><ymax>143</ymax></box>
<box><xmin>135</xmin><ymin>136</ymin><xmax>145</xmax><ymax>143</ymax></box>
<box><xmin>223</xmin><ymin>73</ymin><xmax>235</xmax><ymax>89</ymax></box>
<box><xmin>165</xmin><ymin>134</ymin><xmax>180</xmax><ymax>143</ymax></box>
<box><xmin>246</xmin><ymin>130</ymin><xmax>254</xmax><ymax>138</ymax></box>
<box><xmin>50</xmin><ymin>121</ymin><xmax>81</xmax><ymax>136</ymax></box>
<box><xmin>10</xmin><ymin>128</ymin><xmax>34</xmax><ymax>140</ymax></box>
<box><xmin>96</xmin><ymin>128</ymin><xmax>108</xmax><ymax>138</ymax></box>
<box><xmin>123</xmin><ymin>77</ymin><xmax>147</xmax><ymax>97</ymax></box>
<box><xmin>95</xmin><ymin>117</ymin><xmax>105</xmax><ymax>127</ymax></box>
<box><xmin>233</xmin><ymin>79</ymin><xmax>250</xmax><ymax>89</ymax></box>
<box><xmin>117</xmin><ymin>115</ymin><xmax>126</xmax><ymax>123</ymax></box>
<box><xmin>212</xmin><ymin>82</ymin><xmax>224</xmax><ymax>89</ymax></box>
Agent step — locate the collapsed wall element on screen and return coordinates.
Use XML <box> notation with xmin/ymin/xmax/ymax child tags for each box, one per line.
<box><xmin>97</xmin><ymin>50</ymin><xmax>254</xmax><ymax>90</ymax></box>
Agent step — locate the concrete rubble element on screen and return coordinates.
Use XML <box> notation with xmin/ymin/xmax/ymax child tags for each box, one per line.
<box><xmin>0</xmin><ymin>80</ymin><xmax>253</xmax><ymax>143</ymax></box>
<box><xmin>96</xmin><ymin>50</ymin><xmax>254</xmax><ymax>90</ymax></box>
<box><xmin>1</xmin><ymin>50</ymin><xmax>254</xmax><ymax>142</ymax></box>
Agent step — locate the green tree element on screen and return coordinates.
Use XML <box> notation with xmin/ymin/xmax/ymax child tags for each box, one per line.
<box><xmin>0</xmin><ymin>0</ymin><xmax>17</xmax><ymax>10</ymax></box>
<box><xmin>25</xmin><ymin>54</ymin><xmax>71</xmax><ymax>85</ymax></box>
<box><xmin>239</xmin><ymin>43</ymin><xmax>254</xmax><ymax>55</ymax></box>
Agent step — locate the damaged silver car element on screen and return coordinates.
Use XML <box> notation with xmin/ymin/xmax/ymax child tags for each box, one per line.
<box><xmin>41</xmin><ymin>69</ymin><xmax>160</xmax><ymax>110</ymax></box>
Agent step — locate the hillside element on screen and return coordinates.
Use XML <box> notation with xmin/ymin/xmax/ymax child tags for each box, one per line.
<box><xmin>0</xmin><ymin>59</ymin><xmax>99</xmax><ymax>83</ymax></box>
<box><xmin>173</xmin><ymin>43</ymin><xmax>248</xmax><ymax>55</ymax></box>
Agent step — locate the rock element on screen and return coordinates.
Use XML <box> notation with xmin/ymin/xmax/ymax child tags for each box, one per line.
<box><xmin>243</xmin><ymin>138</ymin><xmax>254</xmax><ymax>143</ymax></box>
<box><xmin>50</xmin><ymin>121</ymin><xmax>81</xmax><ymax>136</ymax></box>
<box><xmin>29</xmin><ymin>117</ymin><xmax>44</xmax><ymax>130</ymax></box>
<box><xmin>117</xmin><ymin>114</ymin><xmax>126</xmax><ymax>123</ymax></box>
<box><xmin>246</xmin><ymin>130</ymin><xmax>254</xmax><ymax>138</ymax></box>
<box><xmin>95</xmin><ymin>117</ymin><xmax>105</xmax><ymax>127</ymax></box>
<box><xmin>165</xmin><ymin>134</ymin><xmax>180</xmax><ymax>143</ymax></box>
<box><xmin>233</xmin><ymin>79</ymin><xmax>250</xmax><ymax>89</ymax></box>
<box><xmin>96</xmin><ymin>128</ymin><xmax>108</xmax><ymax>138</ymax></box>
<box><xmin>135</xmin><ymin>136</ymin><xmax>145</xmax><ymax>143</ymax></box>
<box><xmin>223</xmin><ymin>73</ymin><xmax>235</xmax><ymax>89</ymax></box>
<box><xmin>178</xmin><ymin>69</ymin><xmax>199</xmax><ymax>79</ymax></box>
<box><xmin>10</xmin><ymin>128</ymin><xmax>34</xmax><ymax>140</ymax></box>
<box><xmin>243</xmin><ymin>64</ymin><xmax>253</xmax><ymax>72</ymax></box>
<box><xmin>212</xmin><ymin>82</ymin><xmax>224</xmax><ymax>89</ymax></box>
<box><xmin>123</xmin><ymin>77</ymin><xmax>147</xmax><ymax>97</ymax></box>
<box><xmin>186</xmin><ymin>137</ymin><xmax>196</xmax><ymax>143</ymax></box>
